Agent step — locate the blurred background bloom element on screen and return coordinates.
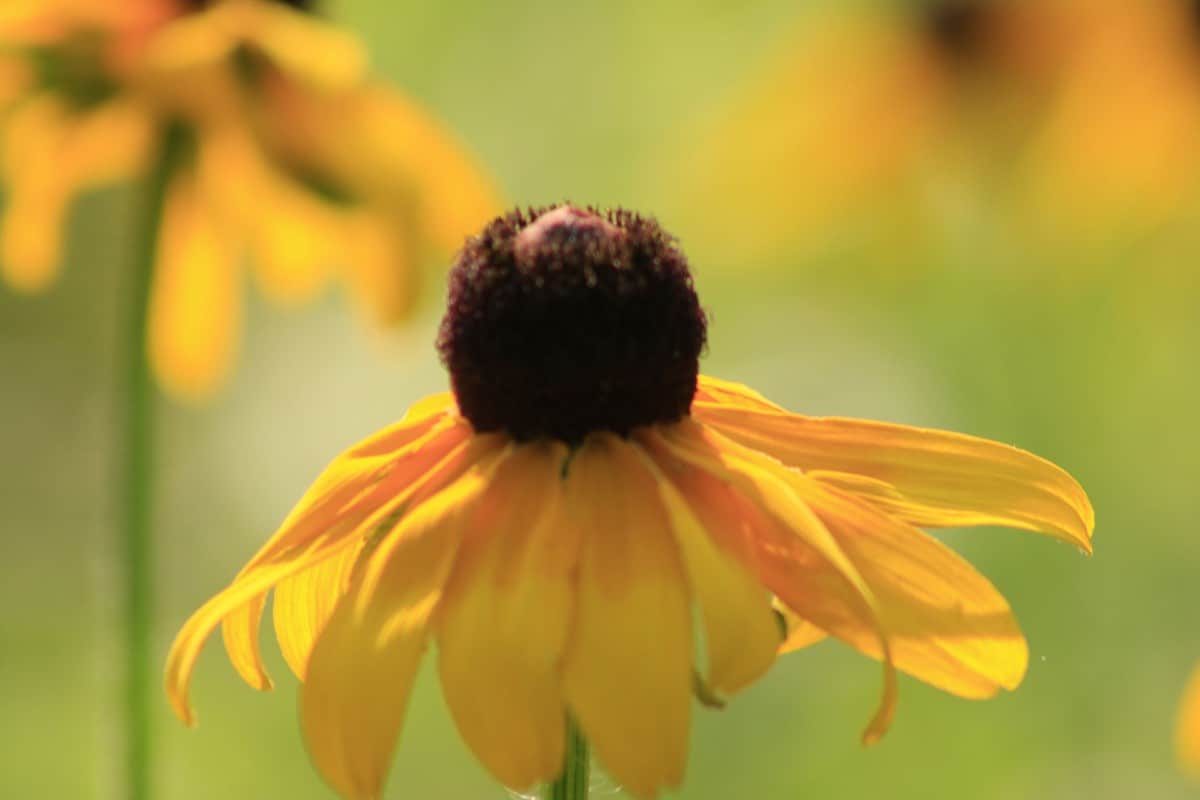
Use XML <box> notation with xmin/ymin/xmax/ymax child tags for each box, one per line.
<box><xmin>0</xmin><ymin>0</ymin><xmax>498</xmax><ymax>400</ymax></box>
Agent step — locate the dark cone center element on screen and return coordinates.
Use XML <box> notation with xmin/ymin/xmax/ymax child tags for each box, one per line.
<box><xmin>437</xmin><ymin>205</ymin><xmax>707</xmax><ymax>443</ymax></box>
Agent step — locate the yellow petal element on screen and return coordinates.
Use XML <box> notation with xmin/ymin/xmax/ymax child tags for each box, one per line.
<box><xmin>436</xmin><ymin>441</ymin><xmax>575</xmax><ymax>790</ymax></box>
<box><xmin>237</xmin><ymin>0</ymin><xmax>367</xmax><ymax>90</ymax></box>
<box><xmin>636</xmin><ymin>437</ymin><xmax>780</xmax><ymax>695</ymax></box>
<box><xmin>655</xmin><ymin>420</ymin><xmax>898</xmax><ymax>744</ymax></box>
<box><xmin>1178</xmin><ymin>662</ymin><xmax>1200</xmax><ymax>779</ymax></box>
<box><xmin>273</xmin><ymin>537</ymin><xmax>364</xmax><ymax>680</ymax></box>
<box><xmin>217</xmin><ymin>418</ymin><xmax>475</xmax><ymax>692</ymax></box>
<box><xmin>560</xmin><ymin>433</ymin><xmax>692</xmax><ymax>799</ymax></box>
<box><xmin>300</xmin><ymin>444</ymin><xmax>509</xmax><ymax>800</ymax></box>
<box><xmin>794</xmin><ymin>480</ymin><xmax>1028</xmax><ymax>698</ymax></box>
<box><xmin>693</xmin><ymin>378</ymin><xmax>1095</xmax><ymax>551</ymax></box>
<box><xmin>147</xmin><ymin>173</ymin><xmax>241</xmax><ymax>402</ymax></box>
<box><xmin>338</xmin><ymin>209</ymin><xmax>417</xmax><ymax>326</ymax></box>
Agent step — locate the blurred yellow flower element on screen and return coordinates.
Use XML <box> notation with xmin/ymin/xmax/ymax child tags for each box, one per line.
<box><xmin>1017</xmin><ymin>0</ymin><xmax>1200</xmax><ymax>246</ymax></box>
<box><xmin>0</xmin><ymin>0</ymin><xmax>499</xmax><ymax>399</ymax></box>
<box><xmin>673</xmin><ymin>0</ymin><xmax>1063</xmax><ymax>264</ymax></box>
<box><xmin>165</xmin><ymin>206</ymin><xmax>1094</xmax><ymax>800</ymax></box>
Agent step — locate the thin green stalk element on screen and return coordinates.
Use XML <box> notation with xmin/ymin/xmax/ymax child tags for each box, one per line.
<box><xmin>543</xmin><ymin>717</ymin><xmax>589</xmax><ymax>800</ymax></box>
<box><xmin>120</xmin><ymin>122</ymin><xmax>183</xmax><ymax>800</ymax></box>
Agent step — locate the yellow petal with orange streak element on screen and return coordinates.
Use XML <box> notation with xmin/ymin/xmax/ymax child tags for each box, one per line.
<box><xmin>693</xmin><ymin>379</ymin><xmax>1094</xmax><ymax>551</ymax></box>
<box><xmin>651</xmin><ymin>421</ymin><xmax>898</xmax><ymax>745</ymax></box>
<box><xmin>635</xmin><ymin>441</ymin><xmax>779</xmax><ymax>696</ymax></box>
<box><xmin>1177</xmin><ymin>662</ymin><xmax>1200</xmax><ymax>779</ymax></box>
<box><xmin>217</xmin><ymin>419</ymin><xmax>476</xmax><ymax>692</ymax></box>
<box><xmin>301</xmin><ymin>445</ymin><xmax>509</xmax><ymax>800</ymax></box>
<box><xmin>793</xmin><ymin>479</ymin><xmax>1028</xmax><ymax>698</ymax></box>
<box><xmin>272</xmin><ymin>538</ymin><xmax>364</xmax><ymax>680</ymax></box>
<box><xmin>436</xmin><ymin>441</ymin><xmax>575</xmax><ymax>791</ymax></box>
<box><xmin>560</xmin><ymin>433</ymin><xmax>692</xmax><ymax>799</ymax></box>
<box><xmin>146</xmin><ymin>174</ymin><xmax>240</xmax><ymax>401</ymax></box>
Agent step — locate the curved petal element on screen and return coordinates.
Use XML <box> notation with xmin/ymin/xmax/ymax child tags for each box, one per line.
<box><xmin>272</xmin><ymin>539</ymin><xmax>364</xmax><ymax>680</ymax></box>
<box><xmin>436</xmin><ymin>441</ymin><xmax>576</xmax><ymax>790</ymax></box>
<box><xmin>635</xmin><ymin>440</ymin><xmax>780</xmax><ymax>696</ymax></box>
<box><xmin>147</xmin><ymin>173</ymin><xmax>241</xmax><ymax>402</ymax></box>
<box><xmin>649</xmin><ymin>420</ymin><xmax>898</xmax><ymax>744</ymax></box>
<box><xmin>300</xmin><ymin>444</ymin><xmax>509</xmax><ymax>800</ymax></box>
<box><xmin>693</xmin><ymin>379</ymin><xmax>1094</xmax><ymax>551</ymax></box>
<box><xmin>1177</xmin><ymin>662</ymin><xmax>1200</xmax><ymax>778</ymax></box>
<box><xmin>793</xmin><ymin>479</ymin><xmax>1028</xmax><ymax>698</ymax></box>
<box><xmin>217</xmin><ymin>418</ymin><xmax>475</xmax><ymax>692</ymax></box>
<box><xmin>560</xmin><ymin>434</ymin><xmax>692</xmax><ymax>798</ymax></box>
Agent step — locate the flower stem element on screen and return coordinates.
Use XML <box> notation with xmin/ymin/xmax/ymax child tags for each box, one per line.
<box><xmin>543</xmin><ymin>717</ymin><xmax>590</xmax><ymax>800</ymax></box>
<box><xmin>120</xmin><ymin>122</ymin><xmax>182</xmax><ymax>800</ymax></box>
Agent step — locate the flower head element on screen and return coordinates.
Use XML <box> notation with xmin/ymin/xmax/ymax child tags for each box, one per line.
<box><xmin>0</xmin><ymin>0</ymin><xmax>499</xmax><ymax>399</ymax></box>
<box><xmin>166</xmin><ymin>205</ymin><xmax>1094</xmax><ymax>799</ymax></box>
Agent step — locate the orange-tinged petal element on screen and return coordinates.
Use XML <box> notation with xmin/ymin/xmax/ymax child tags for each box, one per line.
<box><xmin>272</xmin><ymin>537</ymin><xmax>364</xmax><ymax>680</ymax></box>
<box><xmin>300</xmin><ymin>443</ymin><xmax>509</xmax><ymax>800</ymax></box>
<box><xmin>794</xmin><ymin>480</ymin><xmax>1028</xmax><ymax>698</ymax></box>
<box><xmin>146</xmin><ymin>173</ymin><xmax>241</xmax><ymax>401</ymax></box>
<box><xmin>217</xmin><ymin>418</ymin><xmax>475</xmax><ymax>691</ymax></box>
<box><xmin>1178</xmin><ymin>662</ymin><xmax>1200</xmax><ymax>778</ymax></box>
<box><xmin>694</xmin><ymin>379</ymin><xmax>1094</xmax><ymax>551</ymax></box>
<box><xmin>560</xmin><ymin>433</ymin><xmax>692</xmax><ymax>799</ymax></box>
<box><xmin>636</xmin><ymin>440</ymin><xmax>779</xmax><ymax>696</ymax></box>
<box><xmin>654</xmin><ymin>420</ymin><xmax>898</xmax><ymax>744</ymax></box>
<box><xmin>436</xmin><ymin>441</ymin><xmax>575</xmax><ymax>790</ymax></box>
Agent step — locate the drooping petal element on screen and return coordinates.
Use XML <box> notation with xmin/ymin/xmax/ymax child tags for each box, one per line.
<box><xmin>146</xmin><ymin>172</ymin><xmax>241</xmax><ymax>401</ymax></box>
<box><xmin>300</xmin><ymin>443</ymin><xmax>509</xmax><ymax>800</ymax></box>
<box><xmin>272</xmin><ymin>539</ymin><xmax>364</xmax><ymax>680</ymax></box>
<box><xmin>217</xmin><ymin>418</ymin><xmax>474</xmax><ymax>692</ymax></box>
<box><xmin>436</xmin><ymin>441</ymin><xmax>576</xmax><ymax>790</ymax></box>
<box><xmin>560</xmin><ymin>433</ymin><xmax>692</xmax><ymax>798</ymax></box>
<box><xmin>693</xmin><ymin>377</ymin><xmax>1094</xmax><ymax>551</ymax></box>
<box><xmin>650</xmin><ymin>421</ymin><xmax>898</xmax><ymax>744</ymax></box>
<box><xmin>635</xmin><ymin>441</ymin><xmax>780</xmax><ymax>695</ymax></box>
<box><xmin>793</xmin><ymin>479</ymin><xmax>1028</xmax><ymax>698</ymax></box>
<box><xmin>1177</xmin><ymin>662</ymin><xmax>1200</xmax><ymax>778</ymax></box>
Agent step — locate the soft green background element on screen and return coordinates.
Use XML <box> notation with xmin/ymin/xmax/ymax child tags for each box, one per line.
<box><xmin>2</xmin><ymin>1</ymin><xmax>1197</xmax><ymax>798</ymax></box>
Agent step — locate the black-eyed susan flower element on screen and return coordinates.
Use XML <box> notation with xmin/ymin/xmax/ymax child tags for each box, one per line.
<box><xmin>671</xmin><ymin>0</ymin><xmax>1069</xmax><ymax>265</ymax></box>
<box><xmin>166</xmin><ymin>205</ymin><xmax>1094</xmax><ymax>799</ymax></box>
<box><xmin>0</xmin><ymin>0</ymin><xmax>498</xmax><ymax>399</ymax></box>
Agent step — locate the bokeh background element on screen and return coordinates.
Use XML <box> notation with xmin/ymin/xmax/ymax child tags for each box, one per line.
<box><xmin>3</xmin><ymin>0</ymin><xmax>1198</xmax><ymax>798</ymax></box>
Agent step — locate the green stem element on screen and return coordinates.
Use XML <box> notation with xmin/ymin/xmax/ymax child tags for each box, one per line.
<box><xmin>543</xmin><ymin>717</ymin><xmax>589</xmax><ymax>800</ymax></box>
<box><xmin>120</xmin><ymin>122</ymin><xmax>182</xmax><ymax>800</ymax></box>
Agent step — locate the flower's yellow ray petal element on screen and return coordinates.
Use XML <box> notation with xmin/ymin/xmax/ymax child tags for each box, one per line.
<box><xmin>1177</xmin><ymin>662</ymin><xmax>1200</xmax><ymax>778</ymax></box>
<box><xmin>436</xmin><ymin>441</ymin><xmax>575</xmax><ymax>791</ymax></box>
<box><xmin>636</xmin><ymin>442</ymin><xmax>779</xmax><ymax>696</ymax></box>
<box><xmin>693</xmin><ymin>378</ymin><xmax>1094</xmax><ymax>551</ymax></box>
<box><xmin>272</xmin><ymin>537</ymin><xmax>364</xmax><ymax>681</ymax></box>
<box><xmin>695</xmin><ymin>374</ymin><xmax>785</xmax><ymax>412</ymax></box>
<box><xmin>197</xmin><ymin>125</ymin><xmax>332</xmax><ymax>305</ymax></box>
<box><xmin>237</xmin><ymin>0</ymin><xmax>367</xmax><ymax>90</ymax></box>
<box><xmin>301</xmin><ymin>445</ymin><xmax>508</xmax><ymax>800</ymax></box>
<box><xmin>146</xmin><ymin>173</ymin><xmax>241</xmax><ymax>402</ymax></box>
<box><xmin>560</xmin><ymin>433</ymin><xmax>692</xmax><ymax>799</ymax></box>
<box><xmin>338</xmin><ymin>209</ymin><xmax>417</xmax><ymax>326</ymax></box>
<box><xmin>217</xmin><ymin>419</ymin><xmax>474</xmax><ymax>692</ymax></box>
<box><xmin>794</xmin><ymin>479</ymin><xmax>1028</xmax><ymax>698</ymax></box>
<box><xmin>776</xmin><ymin>606</ymin><xmax>829</xmax><ymax>654</ymax></box>
<box><xmin>652</xmin><ymin>421</ymin><xmax>897</xmax><ymax>744</ymax></box>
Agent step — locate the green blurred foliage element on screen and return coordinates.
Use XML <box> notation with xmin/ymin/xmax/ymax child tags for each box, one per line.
<box><xmin>2</xmin><ymin>1</ymin><xmax>1198</xmax><ymax>798</ymax></box>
